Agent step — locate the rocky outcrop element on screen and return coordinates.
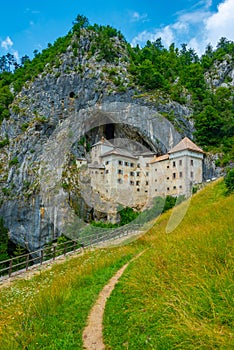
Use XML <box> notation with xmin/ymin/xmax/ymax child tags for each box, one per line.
<box><xmin>0</xmin><ymin>32</ymin><xmax>195</xmax><ymax>251</ymax></box>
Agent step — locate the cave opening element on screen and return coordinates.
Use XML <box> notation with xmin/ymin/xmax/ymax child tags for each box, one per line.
<box><xmin>104</xmin><ymin>123</ymin><xmax>115</xmax><ymax>140</ymax></box>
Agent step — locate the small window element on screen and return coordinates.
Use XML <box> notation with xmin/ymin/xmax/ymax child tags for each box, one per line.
<box><xmin>106</xmin><ymin>161</ymin><xmax>109</xmax><ymax>165</ymax></box>
<box><xmin>136</xmin><ymin>172</ymin><xmax>140</xmax><ymax>177</ymax></box>
<box><xmin>191</xmin><ymin>159</ymin><xmax>194</xmax><ymax>166</ymax></box>
<box><xmin>124</xmin><ymin>161</ymin><xmax>129</xmax><ymax>166</ymax></box>
<box><xmin>173</xmin><ymin>173</ymin><xmax>176</xmax><ymax>179</ymax></box>
<box><xmin>146</xmin><ymin>181</ymin><xmax>149</xmax><ymax>186</ymax></box>
<box><xmin>105</xmin><ymin>170</ymin><xmax>109</xmax><ymax>174</ymax></box>
<box><xmin>167</xmin><ymin>165</ymin><xmax>169</xmax><ymax>169</ymax></box>
<box><xmin>173</xmin><ymin>186</ymin><xmax>176</xmax><ymax>189</ymax></box>
<box><xmin>117</xmin><ymin>178</ymin><xmax>123</xmax><ymax>184</ymax></box>
<box><xmin>167</xmin><ymin>187</ymin><xmax>170</xmax><ymax>191</ymax></box>
<box><xmin>130</xmin><ymin>163</ymin><xmax>135</xmax><ymax>167</ymax></box>
<box><xmin>130</xmin><ymin>172</ymin><xmax>134</xmax><ymax>176</ymax></box>
<box><xmin>179</xmin><ymin>160</ymin><xmax>182</xmax><ymax>166</ymax></box>
<box><xmin>146</xmin><ymin>172</ymin><xmax>149</xmax><ymax>176</ymax></box>
<box><xmin>118</xmin><ymin>169</ymin><xmax>123</xmax><ymax>174</ymax></box>
<box><xmin>130</xmin><ymin>181</ymin><xmax>134</xmax><ymax>185</ymax></box>
<box><xmin>137</xmin><ymin>188</ymin><xmax>140</xmax><ymax>192</ymax></box>
<box><xmin>167</xmin><ymin>177</ymin><xmax>170</xmax><ymax>180</ymax></box>
<box><xmin>145</xmin><ymin>190</ymin><xmax>148</xmax><ymax>193</ymax></box>
<box><xmin>155</xmin><ymin>189</ymin><xmax>157</xmax><ymax>192</ymax></box>
<box><xmin>137</xmin><ymin>163</ymin><xmax>140</xmax><ymax>168</ymax></box>
<box><xmin>118</xmin><ymin>160</ymin><xmax>122</xmax><ymax>165</ymax></box>
<box><xmin>146</xmin><ymin>163</ymin><xmax>149</xmax><ymax>167</ymax></box>
<box><xmin>191</xmin><ymin>171</ymin><xmax>194</xmax><ymax>178</ymax></box>
<box><xmin>179</xmin><ymin>185</ymin><xmax>182</xmax><ymax>189</ymax></box>
<box><xmin>179</xmin><ymin>172</ymin><xmax>183</xmax><ymax>178</ymax></box>
<box><xmin>173</xmin><ymin>161</ymin><xmax>176</xmax><ymax>167</ymax></box>
<box><xmin>155</xmin><ymin>168</ymin><xmax>157</xmax><ymax>171</ymax></box>
<box><xmin>136</xmin><ymin>181</ymin><xmax>140</xmax><ymax>186</ymax></box>
<box><xmin>155</xmin><ymin>179</ymin><xmax>157</xmax><ymax>182</ymax></box>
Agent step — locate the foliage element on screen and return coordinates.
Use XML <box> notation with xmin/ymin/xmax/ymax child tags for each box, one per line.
<box><xmin>119</xmin><ymin>206</ymin><xmax>139</xmax><ymax>225</ymax></box>
<box><xmin>0</xmin><ymin>217</ymin><xmax>9</xmax><ymax>262</ymax></box>
<box><xmin>225</xmin><ymin>168</ymin><xmax>234</xmax><ymax>193</ymax></box>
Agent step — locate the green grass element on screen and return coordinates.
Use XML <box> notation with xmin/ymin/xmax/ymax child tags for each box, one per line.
<box><xmin>0</xmin><ymin>179</ymin><xmax>233</xmax><ymax>349</ymax></box>
<box><xmin>0</xmin><ymin>246</ymin><xmax>142</xmax><ymax>349</ymax></box>
<box><xmin>103</xmin><ymin>180</ymin><xmax>234</xmax><ymax>349</ymax></box>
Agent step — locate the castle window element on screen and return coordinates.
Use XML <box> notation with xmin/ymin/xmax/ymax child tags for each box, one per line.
<box><xmin>155</xmin><ymin>179</ymin><xmax>157</xmax><ymax>182</ymax></box>
<box><xmin>146</xmin><ymin>163</ymin><xmax>149</xmax><ymax>167</ymax></box>
<box><xmin>155</xmin><ymin>168</ymin><xmax>157</xmax><ymax>171</ymax></box>
<box><xmin>130</xmin><ymin>163</ymin><xmax>135</xmax><ymax>167</ymax></box>
<box><xmin>173</xmin><ymin>186</ymin><xmax>176</xmax><ymax>189</ymax></box>
<box><xmin>130</xmin><ymin>181</ymin><xmax>134</xmax><ymax>185</ymax></box>
<box><xmin>179</xmin><ymin>172</ymin><xmax>183</xmax><ymax>178</ymax></box>
<box><xmin>173</xmin><ymin>173</ymin><xmax>176</xmax><ymax>179</ymax></box>
<box><xmin>179</xmin><ymin>185</ymin><xmax>182</xmax><ymax>189</ymax></box>
<box><xmin>105</xmin><ymin>170</ymin><xmax>109</xmax><ymax>174</ymax></box>
<box><xmin>146</xmin><ymin>181</ymin><xmax>149</xmax><ymax>186</ymax></box>
<box><xmin>179</xmin><ymin>159</ymin><xmax>182</xmax><ymax>166</ymax></box>
<box><xmin>137</xmin><ymin>163</ymin><xmax>140</xmax><ymax>168</ymax></box>
<box><xmin>155</xmin><ymin>189</ymin><xmax>157</xmax><ymax>192</ymax></box>
<box><xmin>106</xmin><ymin>161</ymin><xmax>109</xmax><ymax>165</ymax></box>
<box><xmin>130</xmin><ymin>171</ymin><xmax>134</xmax><ymax>176</ymax></box>
<box><xmin>137</xmin><ymin>188</ymin><xmax>140</xmax><ymax>192</ymax></box>
<box><xmin>117</xmin><ymin>178</ymin><xmax>123</xmax><ymax>184</ymax></box>
<box><xmin>191</xmin><ymin>159</ymin><xmax>194</xmax><ymax>166</ymax></box>
<box><xmin>118</xmin><ymin>160</ymin><xmax>122</xmax><ymax>165</ymax></box>
<box><xmin>191</xmin><ymin>171</ymin><xmax>194</xmax><ymax>178</ymax></box>
<box><xmin>124</xmin><ymin>161</ymin><xmax>129</xmax><ymax>166</ymax></box>
<box><xmin>145</xmin><ymin>190</ymin><xmax>148</xmax><ymax>193</ymax></box>
<box><xmin>146</xmin><ymin>172</ymin><xmax>149</xmax><ymax>176</ymax></box>
<box><xmin>173</xmin><ymin>161</ymin><xmax>176</xmax><ymax>167</ymax></box>
<box><xmin>136</xmin><ymin>172</ymin><xmax>140</xmax><ymax>177</ymax></box>
<box><xmin>136</xmin><ymin>181</ymin><xmax>140</xmax><ymax>186</ymax></box>
<box><xmin>167</xmin><ymin>187</ymin><xmax>170</xmax><ymax>191</ymax></box>
<box><xmin>167</xmin><ymin>165</ymin><xmax>169</xmax><ymax>169</ymax></box>
<box><xmin>167</xmin><ymin>177</ymin><xmax>169</xmax><ymax>180</ymax></box>
<box><xmin>118</xmin><ymin>169</ymin><xmax>123</xmax><ymax>175</ymax></box>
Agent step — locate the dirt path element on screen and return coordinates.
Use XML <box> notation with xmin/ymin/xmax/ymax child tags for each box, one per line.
<box><xmin>82</xmin><ymin>251</ymin><xmax>145</xmax><ymax>350</ymax></box>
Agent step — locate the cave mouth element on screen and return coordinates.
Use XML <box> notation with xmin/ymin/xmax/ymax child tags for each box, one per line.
<box><xmin>82</xmin><ymin>123</ymin><xmax>158</xmax><ymax>153</ymax></box>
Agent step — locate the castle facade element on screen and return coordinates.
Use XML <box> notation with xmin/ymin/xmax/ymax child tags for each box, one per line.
<box><xmin>86</xmin><ymin>137</ymin><xmax>204</xmax><ymax>209</ymax></box>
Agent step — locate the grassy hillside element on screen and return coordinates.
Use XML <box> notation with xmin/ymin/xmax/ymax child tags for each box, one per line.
<box><xmin>104</xmin><ymin>180</ymin><xmax>234</xmax><ymax>349</ymax></box>
<box><xmin>0</xmin><ymin>179</ymin><xmax>233</xmax><ymax>349</ymax></box>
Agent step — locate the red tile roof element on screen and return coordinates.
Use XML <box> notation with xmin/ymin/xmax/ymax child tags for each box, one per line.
<box><xmin>168</xmin><ymin>137</ymin><xmax>204</xmax><ymax>154</ymax></box>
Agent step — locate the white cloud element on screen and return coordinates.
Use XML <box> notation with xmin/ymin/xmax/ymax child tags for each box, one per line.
<box><xmin>130</xmin><ymin>11</ymin><xmax>149</xmax><ymax>23</ymax></box>
<box><xmin>131</xmin><ymin>0</ymin><xmax>234</xmax><ymax>55</ymax></box>
<box><xmin>205</xmin><ymin>0</ymin><xmax>234</xmax><ymax>46</ymax></box>
<box><xmin>1</xmin><ymin>36</ymin><xmax>13</xmax><ymax>50</ymax></box>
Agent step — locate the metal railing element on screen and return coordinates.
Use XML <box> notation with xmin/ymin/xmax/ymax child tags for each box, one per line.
<box><xmin>0</xmin><ymin>224</ymin><xmax>144</xmax><ymax>280</ymax></box>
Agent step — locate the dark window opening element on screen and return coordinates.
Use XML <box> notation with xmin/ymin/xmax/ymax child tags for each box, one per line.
<box><xmin>69</xmin><ymin>92</ymin><xmax>75</xmax><ymax>98</ymax></box>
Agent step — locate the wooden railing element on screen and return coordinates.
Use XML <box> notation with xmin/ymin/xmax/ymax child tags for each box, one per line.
<box><xmin>0</xmin><ymin>224</ymin><xmax>143</xmax><ymax>280</ymax></box>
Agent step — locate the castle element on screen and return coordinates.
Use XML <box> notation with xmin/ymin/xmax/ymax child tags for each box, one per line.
<box><xmin>78</xmin><ymin>136</ymin><xmax>204</xmax><ymax>210</ymax></box>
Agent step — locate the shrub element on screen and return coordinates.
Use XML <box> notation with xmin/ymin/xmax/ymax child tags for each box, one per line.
<box><xmin>225</xmin><ymin>168</ymin><xmax>234</xmax><ymax>193</ymax></box>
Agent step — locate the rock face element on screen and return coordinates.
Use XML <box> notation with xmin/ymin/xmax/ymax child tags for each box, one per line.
<box><xmin>0</xmin><ymin>31</ymin><xmax>196</xmax><ymax>251</ymax></box>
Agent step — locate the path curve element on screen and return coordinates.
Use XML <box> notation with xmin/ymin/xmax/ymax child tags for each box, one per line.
<box><xmin>82</xmin><ymin>251</ymin><xmax>145</xmax><ymax>350</ymax></box>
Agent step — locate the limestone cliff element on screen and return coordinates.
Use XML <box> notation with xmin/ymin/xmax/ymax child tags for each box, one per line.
<box><xmin>0</xmin><ymin>28</ymin><xmax>228</xmax><ymax>251</ymax></box>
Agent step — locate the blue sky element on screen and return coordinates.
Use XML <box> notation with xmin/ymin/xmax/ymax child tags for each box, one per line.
<box><xmin>0</xmin><ymin>0</ymin><xmax>233</xmax><ymax>60</ymax></box>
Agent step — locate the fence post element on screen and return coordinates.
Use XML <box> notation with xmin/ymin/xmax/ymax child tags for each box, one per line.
<box><xmin>40</xmin><ymin>249</ymin><xmax>44</xmax><ymax>265</ymax></box>
<box><xmin>26</xmin><ymin>254</ymin><xmax>29</xmax><ymax>271</ymax></box>
<box><xmin>9</xmin><ymin>259</ymin><xmax>12</xmax><ymax>278</ymax></box>
<box><xmin>53</xmin><ymin>245</ymin><xmax>56</xmax><ymax>260</ymax></box>
<box><xmin>64</xmin><ymin>242</ymin><xmax>67</xmax><ymax>256</ymax></box>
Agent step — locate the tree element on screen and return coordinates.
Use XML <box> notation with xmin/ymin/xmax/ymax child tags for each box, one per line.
<box><xmin>0</xmin><ymin>217</ymin><xmax>9</xmax><ymax>262</ymax></box>
<box><xmin>194</xmin><ymin>105</ymin><xmax>224</xmax><ymax>146</ymax></box>
<box><xmin>72</xmin><ymin>14</ymin><xmax>89</xmax><ymax>33</ymax></box>
<box><xmin>225</xmin><ymin>168</ymin><xmax>234</xmax><ymax>193</ymax></box>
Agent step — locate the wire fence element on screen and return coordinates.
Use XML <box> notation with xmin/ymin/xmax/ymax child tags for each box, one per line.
<box><xmin>0</xmin><ymin>224</ymin><xmax>143</xmax><ymax>280</ymax></box>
